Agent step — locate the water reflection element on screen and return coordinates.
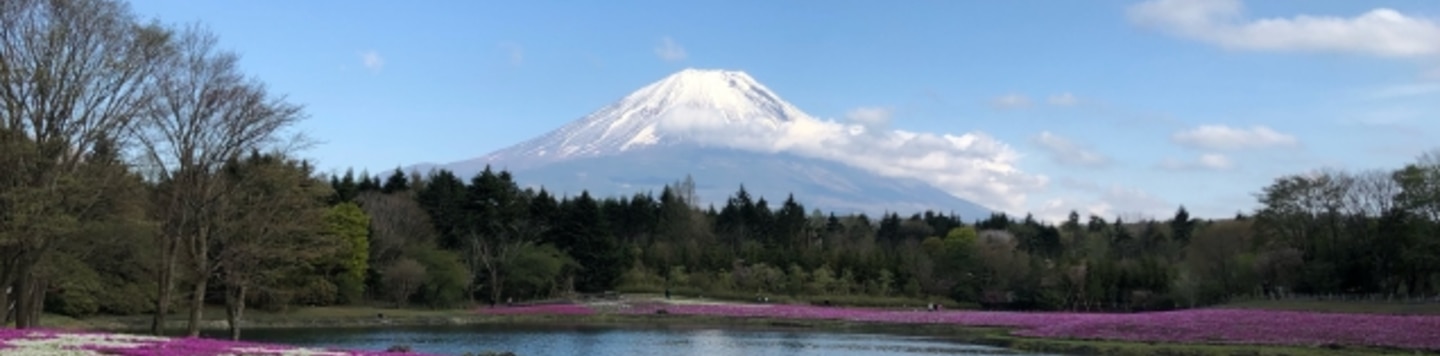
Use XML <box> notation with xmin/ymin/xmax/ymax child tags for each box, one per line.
<box><xmin>236</xmin><ymin>324</ymin><xmax>1049</xmax><ymax>356</ymax></box>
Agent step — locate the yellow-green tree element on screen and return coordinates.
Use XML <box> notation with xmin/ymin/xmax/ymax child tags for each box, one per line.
<box><xmin>324</xmin><ymin>202</ymin><xmax>371</xmax><ymax>304</ymax></box>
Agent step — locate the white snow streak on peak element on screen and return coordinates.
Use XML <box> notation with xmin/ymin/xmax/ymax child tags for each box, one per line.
<box><xmin>480</xmin><ymin>68</ymin><xmax>814</xmax><ymax>165</ymax></box>
<box><xmin>618</xmin><ymin>68</ymin><xmax>807</xmax><ymax>128</ymax></box>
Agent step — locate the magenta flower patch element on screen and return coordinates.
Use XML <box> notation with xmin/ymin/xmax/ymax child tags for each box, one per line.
<box><xmin>610</xmin><ymin>303</ymin><xmax>1440</xmax><ymax>351</ymax></box>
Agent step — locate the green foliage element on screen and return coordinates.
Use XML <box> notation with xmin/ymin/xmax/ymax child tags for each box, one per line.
<box><xmin>41</xmin><ymin>255</ymin><xmax>105</xmax><ymax>318</ymax></box>
<box><xmin>507</xmin><ymin>243</ymin><xmax>575</xmax><ymax>299</ymax></box>
<box><xmin>410</xmin><ymin>246</ymin><xmax>471</xmax><ymax>308</ymax></box>
<box><xmin>558</xmin><ymin>192</ymin><xmax>626</xmax><ymax>293</ymax></box>
<box><xmin>382</xmin><ymin>258</ymin><xmax>427</xmax><ymax>308</ymax></box>
<box><xmin>324</xmin><ymin>202</ymin><xmax>371</xmax><ymax>303</ymax></box>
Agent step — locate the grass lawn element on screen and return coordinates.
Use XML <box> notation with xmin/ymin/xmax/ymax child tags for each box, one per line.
<box><xmin>1219</xmin><ymin>299</ymin><xmax>1440</xmax><ymax>315</ymax></box>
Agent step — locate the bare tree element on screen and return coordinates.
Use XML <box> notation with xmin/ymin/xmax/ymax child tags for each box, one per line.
<box><xmin>134</xmin><ymin>27</ymin><xmax>306</xmax><ymax>336</ymax></box>
<box><xmin>0</xmin><ymin>0</ymin><xmax>168</xmax><ymax>328</ymax></box>
<box><xmin>383</xmin><ymin>259</ymin><xmax>427</xmax><ymax>308</ymax></box>
<box><xmin>1345</xmin><ymin>169</ymin><xmax>1400</xmax><ymax>218</ymax></box>
<box><xmin>475</xmin><ymin>219</ymin><xmax>550</xmax><ymax>305</ymax></box>
<box><xmin>355</xmin><ymin>191</ymin><xmax>439</xmax><ymax>266</ymax></box>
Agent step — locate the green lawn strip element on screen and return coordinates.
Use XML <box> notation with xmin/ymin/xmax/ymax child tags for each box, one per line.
<box><xmin>1218</xmin><ymin>300</ymin><xmax>1440</xmax><ymax>315</ymax></box>
<box><xmin>617</xmin><ymin>290</ymin><xmax>972</xmax><ymax>309</ymax></box>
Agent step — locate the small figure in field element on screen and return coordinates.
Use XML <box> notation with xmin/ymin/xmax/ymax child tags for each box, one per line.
<box><xmin>665</xmin><ymin>288</ymin><xmax>671</xmax><ymax>300</ymax></box>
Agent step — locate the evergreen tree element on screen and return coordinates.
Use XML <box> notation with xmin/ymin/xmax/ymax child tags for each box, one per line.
<box><xmin>557</xmin><ymin>191</ymin><xmax>625</xmax><ymax>292</ymax></box>
<box><xmin>382</xmin><ymin>168</ymin><xmax>410</xmax><ymax>193</ymax></box>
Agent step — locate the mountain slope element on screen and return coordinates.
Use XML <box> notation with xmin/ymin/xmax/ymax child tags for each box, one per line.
<box><xmin>421</xmin><ymin>68</ymin><xmax>996</xmax><ymax>217</ymax></box>
<box><xmin>508</xmin><ymin>146</ymin><xmax>992</xmax><ymax>219</ymax></box>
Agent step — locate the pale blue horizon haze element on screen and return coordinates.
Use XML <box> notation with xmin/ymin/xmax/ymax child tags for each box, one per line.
<box><xmin>126</xmin><ymin>0</ymin><xmax>1440</xmax><ymax>222</ymax></box>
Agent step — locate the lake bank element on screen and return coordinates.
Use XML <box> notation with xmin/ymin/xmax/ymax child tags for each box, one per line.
<box><xmin>42</xmin><ymin>298</ymin><xmax>1440</xmax><ymax>356</ymax></box>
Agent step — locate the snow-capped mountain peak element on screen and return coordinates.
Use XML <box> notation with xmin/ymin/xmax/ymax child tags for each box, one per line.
<box><xmin>619</xmin><ymin>68</ymin><xmax>803</xmax><ymax>122</ymax></box>
<box><xmin>470</xmin><ymin>68</ymin><xmax>813</xmax><ymax>170</ymax></box>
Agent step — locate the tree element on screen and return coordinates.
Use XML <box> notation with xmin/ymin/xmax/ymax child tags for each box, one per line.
<box><xmin>135</xmin><ymin>26</ymin><xmax>307</xmax><ymax>336</ymax></box>
<box><xmin>382</xmin><ymin>259</ymin><xmax>427</xmax><ymax>308</ymax></box>
<box><xmin>558</xmin><ymin>192</ymin><xmax>624</xmax><ymax>292</ymax></box>
<box><xmin>0</xmin><ymin>0</ymin><xmax>172</xmax><ymax>329</ymax></box>
<box><xmin>356</xmin><ymin>191</ymin><xmax>439</xmax><ymax>273</ymax></box>
<box><xmin>323</xmin><ymin>202</ymin><xmax>371</xmax><ymax>304</ymax></box>
<box><xmin>381</xmin><ymin>168</ymin><xmax>410</xmax><ymax>194</ymax></box>
<box><xmin>1183</xmin><ymin>220</ymin><xmax>1255</xmax><ymax>304</ymax></box>
<box><xmin>1170</xmin><ymin>206</ymin><xmax>1195</xmax><ymax>245</ymax></box>
<box><xmin>211</xmin><ymin>153</ymin><xmax>332</xmax><ymax>340</ymax></box>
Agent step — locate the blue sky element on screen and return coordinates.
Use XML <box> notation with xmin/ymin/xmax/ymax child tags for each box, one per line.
<box><xmin>126</xmin><ymin>0</ymin><xmax>1440</xmax><ymax>221</ymax></box>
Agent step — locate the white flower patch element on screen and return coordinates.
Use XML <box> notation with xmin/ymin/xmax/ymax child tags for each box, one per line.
<box><xmin>223</xmin><ymin>346</ymin><xmax>350</xmax><ymax>356</ymax></box>
<box><xmin>1</xmin><ymin>331</ymin><xmax>167</xmax><ymax>355</ymax></box>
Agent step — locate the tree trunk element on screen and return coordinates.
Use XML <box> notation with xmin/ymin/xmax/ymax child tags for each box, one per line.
<box><xmin>26</xmin><ymin>278</ymin><xmax>45</xmax><ymax>327</ymax></box>
<box><xmin>186</xmin><ymin>274</ymin><xmax>207</xmax><ymax>337</ymax></box>
<box><xmin>489</xmin><ymin>267</ymin><xmax>502</xmax><ymax>305</ymax></box>
<box><xmin>12</xmin><ymin>269</ymin><xmax>35</xmax><ymax>329</ymax></box>
<box><xmin>1</xmin><ymin>279</ymin><xmax>13</xmax><ymax>326</ymax></box>
<box><xmin>186</xmin><ymin>226</ymin><xmax>211</xmax><ymax>337</ymax></box>
<box><xmin>152</xmin><ymin>236</ymin><xmax>179</xmax><ymax>335</ymax></box>
<box><xmin>224</xmin><ymin>284</ymin><xmax>245</xmax><ymax>341</ymax></box>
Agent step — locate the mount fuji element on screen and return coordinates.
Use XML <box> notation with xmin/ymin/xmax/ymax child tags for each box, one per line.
<box><xmin>418</xmin><ymin>69</ymin><xmax>994</xmax><ymax>218</ymax></box>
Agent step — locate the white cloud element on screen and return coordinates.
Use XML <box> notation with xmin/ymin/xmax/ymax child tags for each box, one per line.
<box><xmin>653</xmin><ymin>108</ymin><xmax>1047</xmax><ymax>213</ymax></box>
<box><xmin>1367</xmin><ymin>83</ymin><xmax>1440</xmax><ymax>99</ymax></box>
<box><xmin>990</xmin><ymin>94</ymin><xmax>1032</xmax><ymax>110</ymax></box>
<box><xmin>1159</xmin><ymin>153</ymin><xmax>1234</xmax><ymax>171</ymax></box>
<box><xmin>1340</xmin><ymin>107</ymin><xmax>1423</xmax><ymax>127</ymax></box>
<box><xmin>1032</xmin><ymin>131</ymin><xmax>1110</xmax><ymax>168</ymax></box>
<box><xmin>1048</xmin><ymin>92</ymin><xmax>1079</xmax><ymax>106</ymax></box>
<box><xmin>655</xmin><ymin>36</ymin><xmax>687</xmax><ymax>62</ymax></box>
<box><xmin>1031</xmin><ymin>183</ymin><xmax>1174</xmax><ymax>223</ymax></box>
<box><xmin>1128</xmin><ymin>0</ymin><xmax>1440</xmax><ymax>57</ymax></box>
<box><xmin>1427</xmin><ymin>67</ymin><xmax>1440</xmax><ymax>80</ymax></box>
<box><xmin>499</xmin><ymin>42</ymin><xmax>524</xmax><ymax>66</ymax></box>
<box><xmin>360</xmin><ymin>50</ymin><xmax>384</xmax><ymax>72</ymax></box>
<box><xmin>1171</xmin><ymin>124</ymin><xmax>1299</xmax><ymax>150</ymax></box>
<box><xmin>844</xmin><ymin>107</ymin><xmax>892</xmax><ymax>128</ymax></box>
<box><xmin>1198</xmin><ymin>153</ymin><xmax>1233</xmax><ymax>170</ymax></box>
<box><xmin>1098</xmin><ymin>185</ymin><xmax>1174</xmax><ymax>221</ymax></box>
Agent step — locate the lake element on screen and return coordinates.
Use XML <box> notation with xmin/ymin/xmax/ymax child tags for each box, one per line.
<box><xmin>237</xmin><ymin>324</ymin><xmax>1052</xmax><ymax>356</ymax></box>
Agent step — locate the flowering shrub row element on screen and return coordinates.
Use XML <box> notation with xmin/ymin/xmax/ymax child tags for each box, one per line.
<box><xmin>0</xmin><ymin>328</ymin><xmax>429</xmax><ymax>356</ymax></box>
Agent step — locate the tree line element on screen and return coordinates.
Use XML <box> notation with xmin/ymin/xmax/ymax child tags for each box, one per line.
<box><xmin>5</xmin><ymin>0</ymin><xmax>1440</xmax><ymax>343</ymax></box>
<box><xmin>330</xmin><ymin>148</ymin><xmax>1440</xmax><ymax>314</ymax></box>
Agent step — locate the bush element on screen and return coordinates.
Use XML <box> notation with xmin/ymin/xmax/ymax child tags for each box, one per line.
<box><xmin>42</xmin><ymin>256</ymin><xmax>104</xmax><ymax>317</ymax></box>
<box><xmin>294</xmin><ymin>277</ymin><xmax>339</xmax><ymax>306</ymax></box>
<box><xmin>100</xmin><ymin>283</ymin><xmax>155</xmax><ymax>315</ymax></box>
<box><xmin>409</xmin><ymin>246</ymin><xmax>470</xmax><ymax>308</ymax></box>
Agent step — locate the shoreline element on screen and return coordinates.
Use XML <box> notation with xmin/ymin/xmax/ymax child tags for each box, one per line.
<box><xmin>53</xmin><ymin>307</ymin><xmax>1439</xmax><ymax>356</ymax></box>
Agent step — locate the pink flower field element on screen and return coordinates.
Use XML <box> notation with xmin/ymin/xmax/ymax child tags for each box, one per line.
<box><xmin>601</xmin><ymin>303</ymin><xmax>1440</xmax><ymax>351</ymax></box>
<box><xmin>0</xmin><ymin>328</ymin><xmax>431</xmax><ymax>356</ymax></box>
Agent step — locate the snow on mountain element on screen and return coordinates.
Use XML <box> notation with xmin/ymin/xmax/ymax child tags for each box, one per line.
<box><xmin>427</xmin><ymin>68</ymin><xmax>1005</xmax><ymax>217</ymax></box>
<box><xmin>448</xmin><ymin>69</ymin><xmax>810</xmax><ymax>171</ymax></box>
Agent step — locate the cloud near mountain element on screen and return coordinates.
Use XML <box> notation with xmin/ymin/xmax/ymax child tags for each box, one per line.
<box><xmin>691</xmin><ymin>113</ymin><xmax>1044</xmax><ymax>213</ymax></box>
<box><xmin>653</xmin><ymin>104</ymin><xmax>1044</xmax><ymax>212</ymax></box>
<box><xmin>450</xmin><ymin>69</ymin><xmax>1046</xmax><ymax>215</ymax></box>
